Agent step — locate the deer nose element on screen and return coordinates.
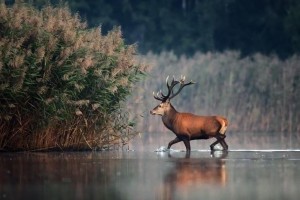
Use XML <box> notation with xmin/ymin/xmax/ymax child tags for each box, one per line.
<box><xmin>150</xmin><ymin>110</ymin><xmax>154</xmax><ymax>115</ymax></box>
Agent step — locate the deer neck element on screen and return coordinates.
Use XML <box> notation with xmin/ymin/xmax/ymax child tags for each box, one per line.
<box><xmin>162</xmin><ymin>103</ymin><xmax>178</xmax><ymax>131</ymax></box>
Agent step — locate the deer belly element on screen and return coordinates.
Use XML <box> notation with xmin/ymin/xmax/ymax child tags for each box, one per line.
<box><xmin>190</xmin><ymin>133</ymin><xmax>210</xmax><ymax>140</ymax></box>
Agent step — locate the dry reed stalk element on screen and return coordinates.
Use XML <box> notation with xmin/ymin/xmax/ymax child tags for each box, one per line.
<box><xmin>0</xmin><ymin>2</ymin><xmax>145</xmax><ymax>151</ymax></box>
<box><xmin>128</xmin><ymin>51</ymin><xmax>300</xmax><ymax>135</ymax></box>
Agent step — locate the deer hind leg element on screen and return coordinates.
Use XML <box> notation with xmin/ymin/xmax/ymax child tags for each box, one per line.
<box><xmin>216</xmin><ymin>119</ymin><xmax>229</xmax><ymax>150</ymax></box>
<box><xmin>167</xmin><ymin>137</ymin><xmax>181</xmax><ymax>149</ymax></box>
<box><xmin>220</xmin><ymin>138</ymin><xmax>228</xmax><ymax>150</ymax></box>
<box><xmin>219</xmin><ymin>120</ymin><xmax>227</xmax><ymax>136</ymax></box>
<box><xmin>210</xmin><ymin>134</ymin><xmax>227</xmax><ymax>151</ymax></box>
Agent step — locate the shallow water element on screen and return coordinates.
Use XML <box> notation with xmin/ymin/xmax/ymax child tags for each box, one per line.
<box><xmin>0</xmin><ymin>150</ymin><xmax>300</xmax><ymax>200</ymax></box>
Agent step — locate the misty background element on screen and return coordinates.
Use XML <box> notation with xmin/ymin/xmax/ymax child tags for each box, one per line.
<box><xmin>6</xmin><ymin>0</ymin><xmax>300</xmax><ymax>149</ymax></box>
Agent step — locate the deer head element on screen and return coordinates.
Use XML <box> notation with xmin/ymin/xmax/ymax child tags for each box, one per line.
<box><xmin>150</xmin><ymin>75</ymin><xmax>195</xmax><ymax>116</ymax></box>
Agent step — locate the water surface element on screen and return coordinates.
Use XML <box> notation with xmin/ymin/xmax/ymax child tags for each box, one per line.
<box><xmin>0</xmin><ymin>150</ymin><xmax>299</xmax><ymax>200</ymax></box>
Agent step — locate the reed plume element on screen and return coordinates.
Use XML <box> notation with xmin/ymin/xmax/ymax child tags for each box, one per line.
<box><xmin>0</xmin><ymin>2</ymin><xmax>145</xmax><ymax>151</ymax></box>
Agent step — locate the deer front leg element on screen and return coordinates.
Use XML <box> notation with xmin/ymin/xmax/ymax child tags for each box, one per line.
<box><xmin>167</xmin><ymin>137</ymin><xmax>181</xmax><ymax>149</ymax></box>
<box><xmin>183</xmin><ymin>139</ymin><xmax>191</xmax><ymax>152</ymax></box>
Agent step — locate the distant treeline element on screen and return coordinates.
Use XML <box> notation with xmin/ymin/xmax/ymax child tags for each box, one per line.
<box><xmin>129</xmin><ymin>51</ymin><xmax>300</xmax><ymax>134</ymax></box>
<box><xmin>65</xmin><ymin>0</ymin><xmax>300</xmax><ymax>58</ymax></box>
<box><xmin>5</xmin><ymin>0</ymin><xmax>300</xmax><ymax>58</ymax></box>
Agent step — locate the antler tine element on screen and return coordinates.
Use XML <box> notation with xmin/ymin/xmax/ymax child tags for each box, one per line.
<box><xmin>169</xmin><ymin>76</ymin><xmax>195</xmax><ymax>100</ymax></box>
<box><xmin>166</xmin><ymin>75</ymin><xmax>176</xmax><ymax>88</ymax></box>
<box><xmin>179</xmin><ymin>75</ymin><xmax>186</xmax><ymax>82</ymax></box>
<box><xmin>165</xmin><ymin>76</ymin><xmax>169</xmax><ymax>86</ymax></box>
<box><xmin>153</xmin><ymin>91</ymin><xmax>164</xmax><ymax>101</ymax></box>
<box><xmin>159</xmin><ymin>76</ymin><xmax>178</xmax><ymax>99</ymax></box>
<box><xmin>153</xmin><ymin>75</ymin><xmax>189</xmax><ymax>101</ymax></box>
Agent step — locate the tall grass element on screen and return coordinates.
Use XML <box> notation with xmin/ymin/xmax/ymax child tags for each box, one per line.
<box><xmin>0</xmin><ymin>2</ymin><xmax>146</xmax><ymax>151</ymax></box>
<box><xmin>129</xmin><ymin>51</ymin><xmax>300</xmax><ymax>135</ymax></box>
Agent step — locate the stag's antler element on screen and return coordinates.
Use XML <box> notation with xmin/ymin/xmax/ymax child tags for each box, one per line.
<box><xmin>153</xmin><ymin>75</ymin><xmax>195</xmax><ymax>101</ymax></box>
<box><xmin>153</xmin><ymin>76</ymin><xmax>179</xmax><ymax>101</ymax></box>
<box><xmin>169</xmin><ymin>75</ymin><xmax>195</xmax><ymax>100</ymax></box>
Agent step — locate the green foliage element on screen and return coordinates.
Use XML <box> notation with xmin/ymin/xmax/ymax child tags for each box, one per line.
<box><xmin>284</xmin><ymin>0</ymin><xmax>300</xmax><ymax>52</ymax></box>
<box><xmin>59</xmin><ymin>0</ymin><xmax>300</xmax><ymax>57</ymax></box>
<box><xmin>6</xmin><ymin>0</ymin><xmax>300</xmax><ymax>57</ymax></box>
<box><xmin>0</xmin><ymin>2</ymin><xmax>146</xmax><ymax>150</ymax></box>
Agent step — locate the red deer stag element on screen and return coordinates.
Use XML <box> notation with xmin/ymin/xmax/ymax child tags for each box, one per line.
<box><xmin>150</xmin><ymin>76</ymin><xmax>229</xmax><ymax>152</ymax></box>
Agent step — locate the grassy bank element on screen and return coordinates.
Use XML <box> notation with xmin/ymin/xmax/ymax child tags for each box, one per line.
<box><xmin>0</xmin><ymin>2</ymin><xmax>146</xmax><ymax>151</ymax></box>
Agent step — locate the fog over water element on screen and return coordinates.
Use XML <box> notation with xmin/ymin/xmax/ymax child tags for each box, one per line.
<box><xmin>128</xmin><ymin>131</ymin><xmax>300</xmax><ymax>152</ymax></box>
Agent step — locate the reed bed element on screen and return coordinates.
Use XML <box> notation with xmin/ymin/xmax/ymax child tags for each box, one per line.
<box><xmin>129</xmin><ymin>51</ymin><xmax>300</xmax><ymax>136</ymax></box>
<box><xmin>0</xmin><ymin>2</ymin><xmax>146</xmax><ymax>151</ymax></box>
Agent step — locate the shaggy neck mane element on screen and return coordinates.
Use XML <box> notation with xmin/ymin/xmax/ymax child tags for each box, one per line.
<box><xmin>162</xmin><ymin>103</ymin><xmax>178</xmax><ymax>130</ymax></box>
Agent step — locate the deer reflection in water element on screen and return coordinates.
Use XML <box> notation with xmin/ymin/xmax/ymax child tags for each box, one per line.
<box><xmin>161</xmin><ymin>151</ymin><xmax>228</xmax><ymax>200</ymax></box>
